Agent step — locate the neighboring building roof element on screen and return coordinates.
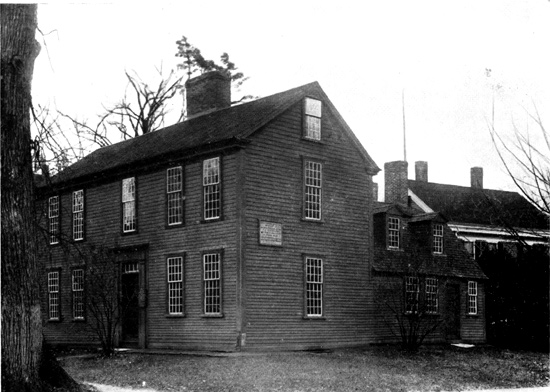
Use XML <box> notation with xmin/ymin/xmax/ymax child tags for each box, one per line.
<box><xmin>408</xmin><ymin>179</ymin><xmax>549</xmax><ymax>230</ymax></box>
<box><xmin>45</xmin><ymin>81</ymin><xmax>379</xmax><ymax>189</ymax></box>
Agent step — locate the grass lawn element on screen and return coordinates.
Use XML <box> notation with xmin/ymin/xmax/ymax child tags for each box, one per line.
<box><xmin>60</xmin><ymin>345</ymin><xmax>549</xmax><ymax>392</ymax></box>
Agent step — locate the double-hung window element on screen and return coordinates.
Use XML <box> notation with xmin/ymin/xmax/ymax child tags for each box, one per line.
<box><xmin>167</xmin><ymin>167</ymin><xmax>183</xmax><ymax>226</ymax></box>
<box><xmin>425</xmin><ymin>278</ymin><xmax>438</xmax><ymax>314</ymax></box>
<box><xmin>388</xmin><ymin>217</ymin><xmax>400</xmax><ymax>249</ymax></box>
<box><xmin>405</xmin><ymin>276</ymin><xmax>419</xmax><ymax>314</ymax></box>
<box><xmin>433</xmin><ymin>224</ymin><xmax>444</xmax><ymax>254</ymax></box>
<box><xmin>203</xmin><ymin>252</ymin><xmax>222</xmax><ymax>315</ymax></box>
<box><xmin>468</xmin><ymin>281</ymin><xmax>478</xmax><ymax>315</ymax></box>
<box><xmin>122</xmin><ymin>177</ymin><xmax>136</xmax><ymax>233</ymax></box>
<box><xmin>72</xmin><ymin>269</ymin><xmax>85</xmax><ymax>320</ymax></box>
<box><xmin>304</xmin><ymin>160</ymin><xmax>322</xmax><ymax>220</ymax></box>
<box><xmin>203</xmin><ymin>158</ymin><xmax>221</xmax><ymax>220</ymax></box>
<box><xmin>48</xmin><ymin>196</ymin><xmax>59</xmax><ymax>245</ymax></box>
<box><xmin>48</xmin><ymin>271</ymin><xmax>60</xmax><ymax>320</ymax></box>
<box><xmin>72</xmin><ymin>190</ymin><xmax>84</xmax><ymax>241</ymax></box>
<box><xmin>305</xmin><ymin>257</ymin><xmax>323</xmax><ymax>317</ymax></box>
<box><xmin>304</xmin><ymin>97</ymin><xmax>322</xmax><ymax>141</ymax></box>
<box><xmin>167</xmin><ymin>256</ymin><xmax>184</xmax><ymax>315</ymax></box>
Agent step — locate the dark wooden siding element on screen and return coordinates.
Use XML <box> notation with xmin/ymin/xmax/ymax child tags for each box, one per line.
<box><xmin>42</xmin><ymin>154</ymin><xmax>240</xmax><ymax>350</ymax></box>
<box><xmin>240</xmin><ymin>100</ymin><xmax>374</xmax><ymax>350</ymax></box>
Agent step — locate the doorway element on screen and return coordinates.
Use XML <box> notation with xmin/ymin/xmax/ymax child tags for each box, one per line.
<box><xmin>121</xmin><ymin>263</ymin><xmax>140</xmax><ymax>346</ymax></box>
<box><xmin>446</xmin><ymin>284</ymin><xmax>461</xmax><ymax>341</ymax></box>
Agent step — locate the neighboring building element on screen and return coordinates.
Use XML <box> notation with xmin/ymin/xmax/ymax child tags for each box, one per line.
<box><xmin>407</xmin><ymin>161</ymin><xmax>549</xmax><ymax>255</ymax></box>
<box><xmin>37</xmin><ymin>71</ymin><xmax>381</xmax><ymax>351</ymax></box>
<box><xmin>371</xmin><ymin>161</ymin><xmax>487</xmax><ymax>344</ymax></box>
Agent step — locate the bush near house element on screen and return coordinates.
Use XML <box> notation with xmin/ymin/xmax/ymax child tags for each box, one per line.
<box><xmin>478</xmin><ymin>244</ymin><xmax>549</xmax><ymax>352</ymax></box>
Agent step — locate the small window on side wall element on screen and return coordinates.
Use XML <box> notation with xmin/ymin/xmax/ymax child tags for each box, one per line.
<box><xmin>433</xmin><ymin>224</ymin><xmax>444</xmax><ymax>254</ymax></box>
<box><xmin>303</xmin><ymin>97</ymin><xmax>322</xmax><ymax>141</ymax></box>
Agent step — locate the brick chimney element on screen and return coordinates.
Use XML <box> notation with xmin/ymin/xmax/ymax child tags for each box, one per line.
<box><xmin>415</xmin><ymin>161</ymin><xmax>428</xmax><ymax>182</ymax></box>
<box><xmin>384</xmin><ymin>161</ymin><xmax>409</xmax><ymax>204</ymax></box>
<box><xmin>471</xmin><ymin>167</ymin><xmax>483</xmax><ymax>189</ymax></box>
<box><xmin>373</xmin><ymin>182</ymin><xmax>379</xmax><ymax>202</ymax></box>
<box><xmin>185</xmin><ymin>71</ymin><xmax>231</xmax><ymax>117</ymax></box>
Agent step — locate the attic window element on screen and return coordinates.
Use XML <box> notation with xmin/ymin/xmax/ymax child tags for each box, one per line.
<box><xmin>303</xmin><ymin>97</ymin><xmax>322</xmax><ymax>141</ymax></box>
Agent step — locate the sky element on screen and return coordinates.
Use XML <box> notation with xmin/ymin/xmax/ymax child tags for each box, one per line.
<box><xmin>32</xmin><ymin>1</ymin><xmax>550</xmax><ymax>199</ymax></box>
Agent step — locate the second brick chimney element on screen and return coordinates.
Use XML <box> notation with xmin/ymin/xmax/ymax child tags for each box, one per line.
<box><xmin>185</xmin><ymin>71</ymin><xmax>231</xmax><ymax>117</ymax></box>
<box><xmin>415</xmin><ymin>161</ymin><xmax>428</xmax><ymax>182</ymax></box>
<box><xmin>385</xmin><ymin>161</ymin><xmax>409</xmax><ymax>205</ymax></box>
<box><xmin>471</xmin><ymin>167</ymin><xmax>483</xmax><ymax>189</ymax></box>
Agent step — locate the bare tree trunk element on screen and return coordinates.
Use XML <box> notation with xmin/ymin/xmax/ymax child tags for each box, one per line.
<box><xmin>1</xmin><ymin>4</ymin><xmax>43</xmax><ymax>390</ymax></box>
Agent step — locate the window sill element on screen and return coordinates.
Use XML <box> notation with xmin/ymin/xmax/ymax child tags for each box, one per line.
<box><xmin>433</xmin><ymin>253</ymin><xmax>447</xmax><ymax>257</ymax></box>
<box><xmin>301</xmin><ymin>137</ymin><xmax>325</xmax><ymax>145</ymax></box>
<box><xmin>303</xmin><ymin>316</ymin><xmax>326</xmax><ymax>320</ymax></box>
<box><xmin>72</xmin><ymin>318</ymin><xmax>86</xmax><ymax>323</ymax></box>
<box><xmin>165</xmin><ymin>223</ymin><xmax>184</xmax><ymax>230</ymax></box>
<box><xmin>301</xmin><ymin>218</ymin><xmax>324</xmax><ymax>224</ymax></box>
<box><xmin>47</xmin><ymin>319</ymin><xmax>62</xmax><ymax>323</ymax></box>
<box><xmin>166</xmin><ymin>314</ymin><xmax>185</xmax><ymax>318</ymax></box>
<box><xmin>466</xmin><ymin>314</ymin><xmax>480</xmax><ymax>318</ymax></box>
<box><xmin>201</xmin><ymin>218</ymin><xmax>223</xmax><ymax>224</ymax></box>
<box><xmin>387</xmin><ymin>247</ymin><xmax>404</xmax><ymax>252</ymax></box>
<box><xmin>121</xmin><ymin>230</ymin><xmax>138</xmax><ymax>236</ymax></box>
<box><xmin>201</xmin><ymin>314</ymin><xmax>224</xmax><ymax>318</ymax></box>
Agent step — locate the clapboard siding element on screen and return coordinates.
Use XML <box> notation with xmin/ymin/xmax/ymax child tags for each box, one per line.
<box><xmin>42</xmin><ymin>154</ymin><xmax>240</xmax><ymax>350</ymax></box>
<box><xmin>240</xmin><ymin>101</ymin><xmax>374</xmax><ymax>350</ymax></box>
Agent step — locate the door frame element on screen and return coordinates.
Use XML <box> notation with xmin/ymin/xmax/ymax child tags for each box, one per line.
<box><xmin>114</xmin><ymin>244</ymin><xmax>148</xmax><ymax>348</ymax></box>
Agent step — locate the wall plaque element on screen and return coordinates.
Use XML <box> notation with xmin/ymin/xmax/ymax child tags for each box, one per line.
<box><xmin>259</xmin><ymin>221</ymin><xmax>283</xmax><ymax>246</ymax></box>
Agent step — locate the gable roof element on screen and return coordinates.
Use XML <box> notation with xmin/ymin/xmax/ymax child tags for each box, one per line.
<box><xmin>408</xmin><ymin>179</ymin><xmax>548</xmax><ymax>230</ymax></box>
<box><xmin>46</xmin><ymin>82</ymin><xmax>379</xmax><ymax>188</ymax></box>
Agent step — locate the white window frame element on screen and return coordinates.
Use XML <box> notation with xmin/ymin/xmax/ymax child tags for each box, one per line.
<box><xmin>167</xmin><ymin>257</ymin><xmax>184</xmax><ymax>315</ymax></box>
<box><xmin>433</xmin><ymin>224</ymin><xmax>444</xmax><ymax>254</ymax></box>
<box><xmin>468</xmin><ymin>281</ymin><xmax>478</xmax><ymax>315</ymax></box>
<box><xmin>72</xmin><ymin>190</ymin><xmax>84</xmax><ymax>241</ymax></box>
<box><xmin>122</xmin><ymin>177</ymin><xmax>136</xmax><ymax>233</ymax></box>
<box><xmin>405</xmin><ymin>276</ymin><xmax>419</xmax><ymax>314</ymax></box>
<box><xmin>305</xmin><ymin>257</ymin><xmax>323</xmax><ymax>317</ymax></box>
<box><xmin>203</xmin><ymin>252</ymin><xmax>222</xmax><ymax>315</ymax></box>
<box><xmin>388</xmin><ymin>217</ymin><xmax>400</xmax><ymax>249</ymax></box>
<box><xmin>425</xmin><ymin>278</ymin><xmax>439</xmax><ymax>314</ymax></box>
<box><xmin>167</xmin><ymin>167</ymin><xmax>183</xmax><ymax>226</ymax></box>
<box><xmin>48</xmin><ymin>196</ymin><xmax>59</xmax><ymax>245</ymax></box>
<box><xmin>203</xmin><ymin>158</ymin><xmax>221</xmax><ymax>220</ymax></box>
<box><xmin>304</xmin><ymin>160</ymin><xmax>322</xmax><ymax>220</ymax></box>
<box><xmin>304</xmin><ymin>97</ymin><xmax>322</xmax><ymax>141</ymax></box>
<box><xmin>48</xmin><ymin>271</ymin><xmax>60</xmax><ymax>320</ymax></box>
<box><xmin>72</xmin><ymin>269</ymin><xmax>85</xmax><ymax>320</ymax></box>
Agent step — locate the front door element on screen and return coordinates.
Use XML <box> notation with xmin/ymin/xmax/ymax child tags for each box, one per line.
<box><xmin>121</xmin><ymin>264</ymin><xmax>140</xmax><ymax>346</ymax></box>
<box><xmin>446</xmin><ymin>284</ymin><xmax>461</xmax><ymax>340</ymax></box>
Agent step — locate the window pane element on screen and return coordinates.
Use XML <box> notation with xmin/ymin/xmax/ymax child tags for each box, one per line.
<box><xmin>203</xmin><ymin>158</ymin><xmax>219</xmax><ymax>186</ymax></box>
<box><xmin>204</xmin><ymin>253</ymin><xmax>221</xmax><ymax>315</ymax></box>
<box><xmin>305</xmin><ymin>98</ymin><xmax>322</xmax><ymax>117</ymax></box>
<box><xmin>73</xmin><ymin>190</ymin><xmax>84</xmax><ymax>241</ymax></box>
<box><xmin>167</xmin><ymin>257</ymin><xmax>183</xmax><ymax>315</ymax></box>
<box><xmin>306</xmin><ymin>257</ymin><xmax>323</xmax><ymax>316</ymax></box>
<box><xmin>388</xmin><ymin>217</ymin><xmax>400</xmax><ymax>248</ymax></box>
<box><xmin>433</xmin><ymin>224</ymin><xmax>444</xmax><ymax>254</ymax></box>
<box><xmin>405</xmin><ymin>276</ymin><xmax>419</xmax><ymax>313</ymax></box>
<box><xmin>305</xmin><ymin>116</ymin><xmax>321</xmax><ymax>140</ymax></box>
<box><xmin>425</xmin><ymin>278</ymin><xmax>438</xmax><ymax>313</ymax></box>
<box><xmin>72</xmin><ymin>269</ymin><xmax>84</xmax><ymax>319</ymax></box>
<box><xmin>49</xmin><ymin>196</ymin><xmax>59</xmax><ymax>245</ymax></box>
<box><xmin>122</xmin><ymin>177</ymin><xmax>135</xmax><ymax>202</ymax></box>
<box><xmin>304</xmin><ymin>161</ymin><xmax>322</xmax><ymax>220</ymax></box>
<box><xmin>48</xmin><ymin>271</ymin><xmax>60</xmax><ymax>319</ymax></box>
